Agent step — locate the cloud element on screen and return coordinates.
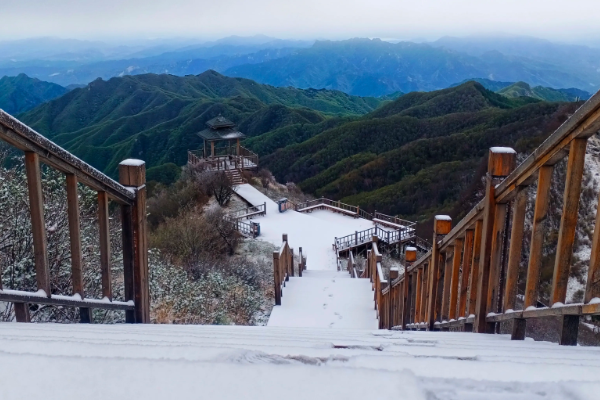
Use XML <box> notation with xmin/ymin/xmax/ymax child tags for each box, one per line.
<box><xmin>1</xmin><ymin>0</ymin><xmax>599</xmax><ymax>42</ymax></box>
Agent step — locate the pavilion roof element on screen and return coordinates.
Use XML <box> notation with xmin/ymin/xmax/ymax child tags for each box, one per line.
<box><xmin>197</xmin><ymin>127</ymin><xmax>246</xmax><ymax>141</ymax></box>
<box><xmin>206</xmin><ymin>115</ymin><xmax>235</xmax><ymax>129</ymax></box>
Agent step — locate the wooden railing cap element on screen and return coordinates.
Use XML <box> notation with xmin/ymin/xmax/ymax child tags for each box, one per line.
<box><xmin>434</xmin><ymin>215</ymin><xmax>452</xmax><ymax>235</ymax></box>
<box><xmin>488</xmin><ymin>147</ymin><xmax>516</xmax><ymax>177</ymax></box>
<box><xmin>119</xmin><ymin>159</ymin><xmax>146</xmax><ymax>187</ymax></box>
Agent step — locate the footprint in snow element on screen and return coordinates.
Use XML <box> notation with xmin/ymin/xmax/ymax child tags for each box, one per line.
<box><xmin>328</xmin><ymin>294</ymin><xmax>333</xmax><ymax>297</ymax></box>
<box><xmin>323</xmin><ymin>303</ymin><xmax>328</xmax><ymax>309</ymax></box>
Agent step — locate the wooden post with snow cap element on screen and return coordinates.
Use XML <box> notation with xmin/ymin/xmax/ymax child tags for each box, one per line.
<box><xmin>402</xmin><ymin>246</ymin><xmax>417</xmax><ymax>330</ymax></box>
<box><xmin>474</xmin><ymin>147</ymin><xmax>516</xmax><ymax>334</ymax></box>
<box><xmin>119</xmin><ymin>159</ymin><xmax>149</xmax><ymax>323</ymax></box>
<box><xmin>426</xmin><ymin>216</ymin><xmax>451</xmax><ymax>330</ymax></box>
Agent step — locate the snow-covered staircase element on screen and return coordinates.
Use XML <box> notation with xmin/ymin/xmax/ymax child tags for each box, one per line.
<box><xmin>226</xmin><ymin>169</ymin><xmax>244</xmax><ymax>185</ymax></box>
<box><xmin>268</xmin><ymin>270</ymin><xmax>378</xmax><ymax>329</ymax></box>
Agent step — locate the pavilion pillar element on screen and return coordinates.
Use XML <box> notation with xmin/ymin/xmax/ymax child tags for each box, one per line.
<box><xmin>237</xmin><ymin>138</ymin><xmax>241</xmax><ymax>156</ymax></box>
<box><xmin>211</xmin><ymin>141</ymin><xmax>215</xmax><ymax>157</ymax></box>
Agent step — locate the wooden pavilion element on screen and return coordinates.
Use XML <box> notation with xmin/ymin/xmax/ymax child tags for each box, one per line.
<box><xmin>188</xmin><ymin>115</ymin><xmax>258</xmax><ymax>172</ymax></box>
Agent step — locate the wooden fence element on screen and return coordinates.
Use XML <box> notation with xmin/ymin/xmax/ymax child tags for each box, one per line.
<box><xmin>225</xmin><ymin>203</ymin><xmax>266</xmax><ymax>220</ymax></box>
<box><xmin>187</xmin><ymin>147</ymin><xmax>258</xmax><ymax>171</ymax></box>
<box><xmin>335</xmin><ymin>226</ymin><xmax>415</xmax><ymax>252</ymax></box>
<box><xmin>273</xmin><ymin>235</ymin><xmax>305</xmax><ymax>305</ymax></box>
<box><xmin>368</xmin><ymin>92</ymin><xmax>600</xmax><ymax>345</ymax></box>
<box><xmin>295</xmin><ymin>197</ymin><xmax>373</xmax><ymax>219</ymax></box>
<box><xmin>0</xmin><ymin>110</ymin><xmax>149</xmax><ymax>323</ymax></box>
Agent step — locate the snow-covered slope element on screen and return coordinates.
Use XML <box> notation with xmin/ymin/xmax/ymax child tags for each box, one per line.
<box><xmin>1</xmin><ymin>323</ymin><xmax>599</xmax><ymax>400</ymax></box>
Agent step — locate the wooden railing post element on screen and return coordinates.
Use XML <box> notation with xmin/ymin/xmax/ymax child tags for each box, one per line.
<box><xmin>415</xmin><ymin>267</ymin><xmax>423</xmax><ymax>324</ymax></box>
<box><xmin>449</xmin><ymin>238</ymin><xmax>463</xmax><ymax>321</ymax></box>
<box><xmin>459</xmin><ymin>230</ymin><xmax>474</xmax><ymax>319</ymax></box>
<box><xmin>505</xmin><ymin>186</ymin><xmax>528</xmax><ymax>340</ymax></box>
<box><xmin>24</xmin><ymin>151</ymin><xmax>50</xmax><ymax>297</ymax></box>
<box><xmin>98</xmin><ymin>191</ymin><xmax>112</xmax><ymax>300</ymax></box>
<box><xmin>119</xmin><ymin>159</ymin><xmax>149</xmax><ymax>323</ymax></box>
<box><xmin>426</xmin><ymin>216</ymin><xmax>451</xmax><ymax>331</ymax></box>
<box><xmin>389</xmin><ymin>268</ymin><xmax>399</xmax><ymax>328</ymax></box>
<box><xmin>273</xmin><ymin>251</ymin><xmax>281</xmax><ymax>306</ymax></box>
<box><xmin>298</xmin><ymin>247</ymin><xmax>303</xmax><ymax>277</ymax></box>
<box><xmin>486</xmin><ymin>202</ymin><xmax>508</xmax><ymax>326</ymax></box>
<box><xmin>587</xmin><ymin>197</ymin><xmax>600</xmax><ymax>302</ymax></box>
<box><xmin>14</xmin><ymin>303</ymin><xmax>31</xmax><ymax>323</ymax></box>
<box><xmin>474</xmin><ymin>147</ymin><xmax>516</xmax><ymax>334</ymax></box>
<box><xmin>552</xmin><ymin>138</ymin><xmax>587</xmax><ymax>345</ymax></box>
<box><xmin>66</xmin><ymin>174</ymin><xmax>91</xmax><ymax>323</ymax></box>
<box><xmin>282</xmin><ymin>234</ymin><xmax>289</xmax><ymax>282</ymax></box>
<box><xmin>440</xmin><ymin>251</ymin><xmax>452</xmax><ymax>326</ymax></box>
<box><xmin>403</xmin><ymin>247</ymin><xmax>417</xmax><ymax>329</ymax></box>
<box><xmin>524</xmin><ymin>166</ymin><xmax>553</xmax><ymax>309</ymax></box>
<box><xmin>467</xmin><ymin>220</ymin><xmax>483</xmax><ymax>321</ymax></box>
<box><xmin>420</xmin><ymin>263</ymin><xmax>429</xmax><ymax>326</ymax></box>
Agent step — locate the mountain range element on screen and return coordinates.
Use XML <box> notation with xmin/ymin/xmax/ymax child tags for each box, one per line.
<box><xmin>248</xmin><ymin>81</ymin><xmax>579</xmax><ymax>222</ymax></box>
<box><xmin>3</xmin><ymin>35</ymin><xmax>600</xmax><ymax>97</ymax></box>
<box><xmin>17</xmin><ymin>71</ymin><xmax>580</xmax><ymax>224</ymax></box>
<box><xmin>19</xmin><ymin>71</ymin><xmax>383</xmax><ymax>177</ymax></box>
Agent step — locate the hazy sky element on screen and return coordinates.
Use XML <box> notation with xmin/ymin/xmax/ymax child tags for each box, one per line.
<box><xmin>2</xmin><ymin>0</ymin><xmax>600</xmax><ymax>43</ymax></box>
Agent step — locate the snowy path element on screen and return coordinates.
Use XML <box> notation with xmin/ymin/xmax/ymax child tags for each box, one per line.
<box><xmin>268</xmin><ymin>270</ymin><xmax>378</xmax><ymax>329</ymax></box>
<box><xmin>235</xmin><ymin>184</ymin><xmax>373</xmax><ymax>271</ymax></box>
<box><xmin>235</xmin><ymin>184</ymin><xmax>378</xmax><ymax>329</ymax></box>
<box><xmin>2</xmin><ymin>323</ymin><xmax>599</xmax><ymax>400</ymax></box>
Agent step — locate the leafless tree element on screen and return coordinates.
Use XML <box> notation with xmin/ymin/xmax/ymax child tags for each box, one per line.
<box><xmin>196</xmin><ymin>171</ymin><xmax>234</xmax><ymax>206</ymax></box>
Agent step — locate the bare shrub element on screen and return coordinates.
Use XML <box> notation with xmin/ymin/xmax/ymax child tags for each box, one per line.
<box><xmin>258</xmin><ymin>169</ymin><xmax>272</xmax><ymax>188</ymax></box>
<box><xmin>205</xmin><ymin>208</ymin><xmax>239</xmax><ymax>256</ymax></box>
<box><xmin>196</xmin><ymin>171</ymin><xmax>233</xmax><ymax>206</ymax></box>
<box><xmin>151</xmin><ymin>208</ymin><xmax>223</xmax><ymax>269</ymax></box>
<box><xmin>147</xmin><ymin>167</ymin><xmax>208</xmax><ymax>229</ymax></box>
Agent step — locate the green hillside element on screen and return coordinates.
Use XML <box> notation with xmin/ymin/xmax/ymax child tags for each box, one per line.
<box><xmin>20</xmin><ymin>71</ymin><xmax>384</xmax><ymax>177</ymax></box>
<box><xmin>0</xmin><ymin>74</ymin><xmax>67</xmax><ymax>114</ymax></box>
<box><xmin>19</xmin><ymin>74</ymin><xmax>579</xmax><ymax>223</ymax></box>
<box><xmin>251</xmin><ymin>82</ymin><xmax>579</xmax><ymax>222</ymax></box>
<box><xmin>497</xmin><ymin>81</ymin><xmax>590</xmax><ymax>102</ymax></box>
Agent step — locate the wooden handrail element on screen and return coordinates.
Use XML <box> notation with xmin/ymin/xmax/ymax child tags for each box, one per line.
<box><xmin>365</xmin><ymin>90</ymin><xmax>600</xmax><ymax>343</ymax></box>
<box><xmin>0</xmin><ymin>110</ymin><xmax>135</xmax><ymax>205</ymax></box>
<box><xmin>0</xmin><ymin>111</ymin><xmax>150</xmax><ymax>323</ymax></box>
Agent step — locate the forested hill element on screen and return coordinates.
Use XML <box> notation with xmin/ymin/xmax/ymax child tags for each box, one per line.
<box><xmin>0</xmin><ymin>74</ymin><xmax>67</xmax><ymax>114</ymax></box>
<box><xmin>20</xmin><ymin>71</ymin><xmax>384</xmax><ymax>176</ymax></box>
<box><xmin>251</xmin><ymin>82</ymin><xmax>580</xmax><ymax>223</ymax></box>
